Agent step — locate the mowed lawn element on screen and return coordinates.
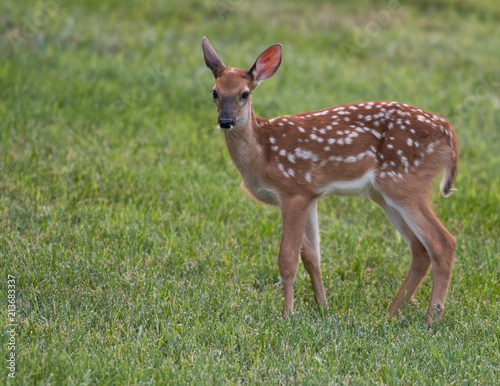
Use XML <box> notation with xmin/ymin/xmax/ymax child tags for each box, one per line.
<box><xmin>1</xmin><ymin>0</ymin><xmax>499</xmax><ymax>384</ymax></box>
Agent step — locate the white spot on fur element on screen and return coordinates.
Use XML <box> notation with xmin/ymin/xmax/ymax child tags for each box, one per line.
<box><xmin>356</xmin><ymin>151</ymin><xmax>371</xmax><ymax>160</ymax></box>
<box><xmin>278</xmin><ymin>163</ymin><xmax>289</xmax><ymax>178</ymax></box>
<box><xmin>295</xmin><ymin>148</ymin><xmax>319</xmax><ymax>162</ymax></box>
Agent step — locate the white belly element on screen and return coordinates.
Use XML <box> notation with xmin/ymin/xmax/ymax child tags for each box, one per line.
<box><xmin>321</xmin><ymin>171</ymin><xmax>375</xmax><ymax>197</ymax></box>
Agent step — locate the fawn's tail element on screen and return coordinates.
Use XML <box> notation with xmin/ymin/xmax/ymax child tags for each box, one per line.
<box><xmin>440</xmin><ymin>127</ymin><xmax>459</xmax><ymax>197</ymax></box>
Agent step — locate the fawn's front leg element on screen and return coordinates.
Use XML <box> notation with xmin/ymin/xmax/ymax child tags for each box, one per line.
<box><xmin>301</xmin><ymin>201</ymin><xmax>327</xmax><ymax>308</ymax></box>
<box><xmin>279</xmin><ymin>195</ymin><xmax>313</xmax><ymax>317</ymax></box>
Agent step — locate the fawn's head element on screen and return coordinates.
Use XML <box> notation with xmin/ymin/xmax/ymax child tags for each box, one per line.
<box><xmin>202</xmin><ymin>37</ymin><xmax>282</xmax><ymax>130</ymax></box>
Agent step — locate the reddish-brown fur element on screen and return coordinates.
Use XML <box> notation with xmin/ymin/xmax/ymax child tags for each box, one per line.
<box><xmin>202</xmin><ymin>37</ymin><xmax>458</xmax><ymax>326</ymax></box>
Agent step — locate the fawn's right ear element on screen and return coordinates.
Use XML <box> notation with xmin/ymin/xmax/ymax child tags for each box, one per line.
<box><xmin>202</xmin><ymin>37</ymin><xmax>227</xmax><ymax>79</ymax></box>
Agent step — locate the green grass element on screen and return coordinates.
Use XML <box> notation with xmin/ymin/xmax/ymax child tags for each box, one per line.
<box><xmin>1</xmin><ymin>0</ymin><xmax>499</xmax><ymax>383</ymax></box>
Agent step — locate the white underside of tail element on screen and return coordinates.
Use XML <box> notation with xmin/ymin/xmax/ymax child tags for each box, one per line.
<box><xmin>440</xmin><ymin>170</ymin><xmax>457</xmax><ymax>198</ymax></box>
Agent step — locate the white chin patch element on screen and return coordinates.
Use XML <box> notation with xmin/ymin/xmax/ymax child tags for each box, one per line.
<box><xmin>235</xmin><ymin>114</ymin><xmax>248</xmax><ymax>127</ymax></box>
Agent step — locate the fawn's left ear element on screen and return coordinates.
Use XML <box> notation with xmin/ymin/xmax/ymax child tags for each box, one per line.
<box><xmin>248</xmin><ymin>44</ymin><xmax>282</xmax><ymax>89</ymax></box>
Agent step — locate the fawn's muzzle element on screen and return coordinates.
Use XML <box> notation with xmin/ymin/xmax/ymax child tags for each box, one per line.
<box><xmin>218</xmin><ymin>118</ymin><xmax>234</xmax><ymax>129</ymax></box>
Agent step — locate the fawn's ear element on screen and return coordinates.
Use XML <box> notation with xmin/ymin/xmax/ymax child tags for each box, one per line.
<box><xmin>202</xmin><ymin>37</ymin><xmax>227</xmax><ymax>78</ymax></box>
<box><xmin>248</xmin><ymin>44</ymin><xmax>282</xmax><ymax>88</ymax></box>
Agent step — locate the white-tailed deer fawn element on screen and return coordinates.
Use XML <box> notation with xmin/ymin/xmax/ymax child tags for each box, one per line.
<box><xmin>202</xmin><ymin>37</ymin><xmax>458</xmax><ymax>326</ymax></box>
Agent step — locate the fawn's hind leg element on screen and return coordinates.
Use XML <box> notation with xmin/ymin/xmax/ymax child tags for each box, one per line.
<box><xmin>384</xmin><ymin>195</ymin><xmax>456</xmax><ymax>326</ymax></box>
<box><xmin>370</xmin><ymin>191</ymin><xmax>431</xmax><ymax>314</ymax></box>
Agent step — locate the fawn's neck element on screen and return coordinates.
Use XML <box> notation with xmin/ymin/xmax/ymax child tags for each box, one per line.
<box><xmin>223</xmin><ymin>108</ymin><xmax>283</xmax><ymax>205</ymax></box>
<box><xmin>223</xmin><ymin>108</ymin><xmax>265</xmax><ymax>171</ymax></box>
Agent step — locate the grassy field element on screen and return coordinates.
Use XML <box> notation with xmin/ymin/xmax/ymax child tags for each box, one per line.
<box><xmin>1</xmin><ymin>0</ymin><xmax>499</xmax><ymax>383</ymax></box>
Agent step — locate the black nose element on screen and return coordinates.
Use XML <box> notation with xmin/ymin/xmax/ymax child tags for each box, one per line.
<box><xmin>218</xmin><ymin>118</ymin><xmax>234</xmax><ymax>129</ymax></box>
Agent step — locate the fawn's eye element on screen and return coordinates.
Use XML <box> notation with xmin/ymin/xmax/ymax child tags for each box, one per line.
<box><xmin>242</xmin><ymin>91</ymin><xmax>250</xmax><ymax>99</ymax></box>
<box><xmin>212</xmin><ymin>90</ymin><xmax>218</xmax><ymax>99</ymax></box>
